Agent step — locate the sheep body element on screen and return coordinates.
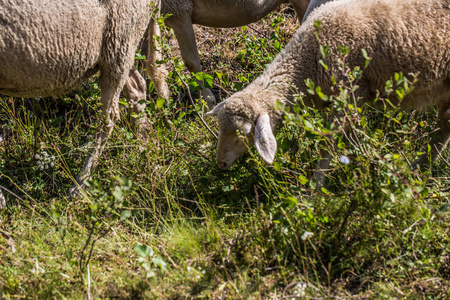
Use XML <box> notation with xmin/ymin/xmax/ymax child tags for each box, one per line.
<box><xmin>0</xmin><ymin>0</ymin><xmax>106</xmax><ymax>97</ymax></box>
<box><xmin>208</xmin><ymin>0</ymin><xmax>450</xmax><ymax>176</ymax></box>
<box><xmin>162</xmin><ymin>0</ymin><xmax>308</xmax><ymax>27</ymax></box>
<box><xmin>0</xmin><ymin>0</ymin><xmax>157</xmax><ymax>199</ymax></box>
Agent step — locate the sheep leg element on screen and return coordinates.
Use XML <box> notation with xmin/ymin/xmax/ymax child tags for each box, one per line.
<box><xmin>415</xmin><ymin>99</ymin><xmax>450</xmax><ymax>169</ymax></box>
<box><xmin>68</xmin><ymin>80</ymin><xmax>122</xmax><ymax>197</ymax></box>
<box><xmin>312</xmin><ymin>139</ymin><xmax>335</xmax><ymax>187</ymax></box>
<box><xmin>146</xmin><ymin>17</ymin><xmax>170</xmax><ymax>100</ymax></box>
<box><xmin>123</xmin><ymin>67</ymin><xmax>149</xmax><ymax>135</ymax></box>
<box><xmin>167</xmin><ymin>17</ymin><xmax>216</xmax><ymax>109</ymax></box>
<box><xmin>289</xmin><ymin>0</ymin><xmax>311</xmax><ymax>23</ymax></box>
<box><xmin>0</xmin><ymin>190</ymin><xmax>5</xmax><ymax>209</ymax></box>
<box><xmin>312</xmin><ymin>113</ymin><xmax>351</xmax><ymax>187</ymax></box>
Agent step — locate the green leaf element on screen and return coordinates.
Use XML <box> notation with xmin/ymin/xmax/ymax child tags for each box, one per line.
<box><xmin>135</xmin><ymin>245</ymin><xmax>153</xmax><ymax>258</ymax></box>
<box><xmin>321</xmin><ymin>187</ymin><xmax>330</xmax><ymax>195</ymax></box>
<box><xmin>202</xmin><ymin>74</ymin><xmax>214</xmax><ymax>89</ymax></box>
<box><xmin>120</xmin><ymin>210</ymin><xmax>131</xmax><ymax>221</ymax></box>
<box><xmin>273</xmin><ymin>162</ymin><xmax>281</xmax><ymax>171</ymax></box>
<box><xmin>319</xmin><ymin>60</ymin><xmax>328</xmax><ymax>70</ymax></box>
<box><xmin>152</xmin><ymin>256</ymin><xmax>167</xmax><ymax>273</ymax></box>
<box><xmin>284</xmin><ymin>195</ymin><xmax>298</xmax><ymax>207</ymax></box>
<box><xmin>142</xmin><ymin>262</ymin><xmax>151</xmax><ymax>272</ymax></box>
<box><xmin>112</xmin><ymin>186</ymin><xmax>123</xmax><ymax>201</ymax></box>
<box><xmin>361</xmin><ymin>48</ymin><xmax>369</xmax><ymax>60</ymax></box>
<box><xmin>319</xmin><ymin>45</ymin><xmax>329</xmax><ymax>59</ymax></box>
<box><xmin>156</xmin><ymin>97</ymin><xmax>165</xmax><ymax>108</ymax></box>
<box><xmin>119</xmin><ymin>98</ymin><xmax>128</xmax><ymax>106</ymax></box>
<box><xmin>315</xmin><ymin>86</ymin><xmax>326</xmax><ymax>100</ymax></box>
<box><xmin>302</xmin><ymin>118</ymin><xmax>314</xmax><ymax>132</ymax></box>
<box><xmin>50</xmin><ymin>116</ymin><xmax>63</xmax><ymax>127</ymax></box>
<box><xmin>134</xmin><ymin>53</ymin><xmax>146</xmax><ymax>60</ymax></box>
<box><xmin>222</xmin><ymin>185</ymin><xmax>234</xmax><ymax>192</ymax></box>
<box><xmin>298</xmin><ymin>175</ymin><xmax>309</xmax><ymax>185</ymax></box>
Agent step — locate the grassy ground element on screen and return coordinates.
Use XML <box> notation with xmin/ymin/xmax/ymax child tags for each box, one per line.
<box><xmin>1</xmin><ymin>7</ymin><xmax>450</xmax><ymax>299</ymax></box>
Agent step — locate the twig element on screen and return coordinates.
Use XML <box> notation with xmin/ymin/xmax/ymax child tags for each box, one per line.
<box><xmin>159</xmin><ymin>244</ymin><xmax>180</xmax><ymax>269</ymax></box>
<box><xmin>434</xmin><ymin>144</ymin><xmax>450</xmax><ymax>167</ymax></box>
<box><xmin>0</xmin><ymin>184</ymin><xmax>23</xmax><ymax>201</ymax></box>
<box><xmin>80</xmin><ymin>222</ymin><xmax>96</xmax><ymax>274</ymax></box>
<box><xmin>163</xmin><ymin>155</ymin><xmax>175</xmax><ymax>176</ymax></box>
<box><xmin>173</xmin><ymin>68</ymin><xmax>218</xmax><ymax>139</ymax></box>
<box><xmin>247</xmin><ymin>24</ymin><xmax>267</xmax><ymax>38</ymax></box>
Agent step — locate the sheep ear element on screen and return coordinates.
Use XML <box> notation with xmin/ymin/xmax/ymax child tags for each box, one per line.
<box><xmin>254</xmin><ymin>114</ymin><xmax>277</xmax><ymax>164</ymax></box>
<box><xmin>206</xmin><ymin>99</ymin><xmax>227</xmax><ymax>115</ymax></box>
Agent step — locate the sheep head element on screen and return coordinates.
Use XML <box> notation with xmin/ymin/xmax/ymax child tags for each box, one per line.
<box><xmin>207</xmin><ymin>96</ymin><xmax>277</xmax><ymax>169</ymax></box>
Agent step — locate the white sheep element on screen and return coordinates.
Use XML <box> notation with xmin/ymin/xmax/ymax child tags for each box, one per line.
<box><xmin>0</xmin><ymin>0</ymin><xmax>159</xmax><ymax>201</ymax></box>
<box><xmin>146</xmin><ymin>0</ymin><xmax>317</xmax><ymax>109</ymax></box>
<box><xmin>207</xmin><ymin>0</ymin><xmax>450</xmax><ymax>183</ymax></box>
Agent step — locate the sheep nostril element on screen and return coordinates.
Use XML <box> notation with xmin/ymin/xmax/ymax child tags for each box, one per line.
<box><xmin>219</xmin><ymin>162</ymin><xmax>228</xmax><ymax>169</ymax></box>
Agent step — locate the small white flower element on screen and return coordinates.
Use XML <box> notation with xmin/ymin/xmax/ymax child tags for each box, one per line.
<box><xmin>198</xmin><ymin>142</ymin><xmax>212</xmax><ymax>154</ymax></box>
<box><xmin>35</xmin><ymin>150</ymin><xmax>56</xmax><ymax>170</ymax></box>
<box><xmin>339</xmin><ymin>155</ymin><xmax>350</xmax><ymax>164</ymax></box>
<box><xmin>301</xmin><ymin>231</ymin><xmax>314</xmax><ymax>241</ymax></box>
<box><xmin>292</xmin><ymin>282</ymin><xmax>307</xmax><ymax>298</ymax></box>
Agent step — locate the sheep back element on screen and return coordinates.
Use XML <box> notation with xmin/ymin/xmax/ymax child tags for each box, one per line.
<box><xmin>274</xmin><ymin>0</ymin><xmax>450</xmax><ymax>110</ymax></box>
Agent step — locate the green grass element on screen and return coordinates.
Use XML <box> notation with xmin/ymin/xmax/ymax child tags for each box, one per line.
<box><xmin>1</xmin><ymin>8</ymin><xmax>450</xmax><ymax>299</ymax></box>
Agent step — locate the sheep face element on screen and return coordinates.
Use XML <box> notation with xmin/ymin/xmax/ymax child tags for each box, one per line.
<box><xmin>216</xmin><ymin>126</ymin><xmax>254</xmax><ymax>169</ymax></box>
<box><xmin>207</xmin><ymin>99</ymin><xmax>278</xmax><ymax>169</ymax></box>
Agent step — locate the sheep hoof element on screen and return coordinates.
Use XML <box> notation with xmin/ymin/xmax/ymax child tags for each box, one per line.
<box><xmin>311</xmin><ymin>172</ymin><xmax>327</xmax><ymax>189</ymax></box>
<box><xmin>412</xmin><ymin>152</ymin><xmax>433</xmax><ymax>171</ymax></box>
<box><xmin>135</xmin><ymin>122</ymin><xmax>153</xmax><ymax>141</ymax></box>
<box><xmin>201</xmin><ymin>89</ymin><xmax>216</xmax><ymax>110</ymax></box>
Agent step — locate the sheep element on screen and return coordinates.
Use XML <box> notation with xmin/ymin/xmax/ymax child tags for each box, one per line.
<box><xmin>145</xmin><ymin>0</ymin><xmax>318</xmax><ymax>109</ymax></box>
<box><xmin>207</xmin><ymin>0</ymin><xmax>450</xmax><ymax>184</ymax></box>
<box><xmin>0</xmin><ymin>0</ymin><xmax>159</xmax><ymax>201</ymax></box>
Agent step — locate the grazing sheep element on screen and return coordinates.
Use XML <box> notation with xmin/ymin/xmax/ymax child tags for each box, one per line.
<box><xmin>207</xmin><ymin>0</ymin><xmax>450</xmax><ymax>183</ymax></box>
<box><xmin>0</xmin><ymin>0</ymin><xmax>158</xmax><ymax>200</ymax></box>
<box><xmin>146</xmin><ymin>0</ymin><xmax>315</xmax><ymax>109</ymax></box>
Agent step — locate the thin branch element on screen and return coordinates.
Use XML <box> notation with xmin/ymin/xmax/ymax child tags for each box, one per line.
<box><xmin>80</xmin><ymin>222</ymin><xmax>96</xmax><ymax>275</ymax></box>
<box><xmin>0</xmin><ymin>184</ymin><xmax>23</xmax><ymax>201</ymax></box>
<box><xmin>173</xmin><ymin>68</ymin><xmax>218</xmax><ymax>140</ymax></box>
